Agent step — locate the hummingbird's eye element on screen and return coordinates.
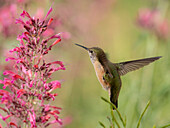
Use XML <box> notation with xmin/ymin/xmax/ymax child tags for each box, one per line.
<box><xmin>89</xmin><ymin>50</ymin><xmax>93</xmax><ymax>54</ymax></box>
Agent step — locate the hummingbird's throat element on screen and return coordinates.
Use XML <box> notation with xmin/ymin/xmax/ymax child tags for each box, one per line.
<box><xmin>88</xmin><ymin>53</ymin><xmax>97</xmax><ymax>64</ymax></box>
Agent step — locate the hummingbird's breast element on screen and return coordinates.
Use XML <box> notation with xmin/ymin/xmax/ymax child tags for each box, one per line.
<box><xmin>92</xmin><ymin>61</ymin><xmax>110</xmax><ymax>90</ymax></box>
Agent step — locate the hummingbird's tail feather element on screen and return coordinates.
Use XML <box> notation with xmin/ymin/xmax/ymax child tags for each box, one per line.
<box><xmin>110</xmin><ymin>98</ymin><xmax>118</xmax><ymax>110</ymax></box>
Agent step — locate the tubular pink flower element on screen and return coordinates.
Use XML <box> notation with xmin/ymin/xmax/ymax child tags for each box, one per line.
<box><xmin>49</xmin><ymin>80</ymin><xmax>61</xmax><ymax>92</ymax></box>
<box><xmin>3</xmin><ymin>70</ymin><xmax>16</xmax><ymax>75</ymax></box>
<box><xmin>12</xmin><ymin>74</ymin><xmax>25</xmax><ymax>81</ymax></box>
<box><xmin>47</xmin><ymin>18</ymin><xmax>53</xmax><ymax>26</ymax></box>
<box><xmin>9</xmin><ymin>122</ymin><xmax>19</xmax><ymax>128</ymax></box>
<box><xmin>9</xmin><ymin>47</ymin><xmax>21</xmax><ymax>53</ymax></box>
<box><xmin>29</xmin><ymin>112</ymin><xmax>36</xmax><ymax>128</ymax></box>
<box><xmin>5</xmin><ymin>57</ymin><xmax>17</xmax><ymax>61</ymax></box>
<box><xmin>16</xmin><ymin>89</ymin><xmax>26</xmax><ymax>98</ymax></box>
<box><xmin>20</xmin><ymin>10</ymin><xmax>32</xmax><ymax>19</ymax></box>
<box><xmin>43</xmin><ymin>38</ymin><xmax>61</xmax><ymax>55</ymax></box>
<box><xmin>0</xmin><ymin>107</ymin><xmax>8</xmax><ymax>113</ymax></box>
<box><xmin>15</xmin><ymin>18</ymin><xmax>25</xmax><ymax>25</ymax></box>
<box><xmin>45</xmin><ymin>7</ymin><xmax>53</xmax><ymax>20</ymax></box>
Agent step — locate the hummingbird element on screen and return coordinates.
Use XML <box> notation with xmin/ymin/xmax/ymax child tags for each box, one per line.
<box><xmin>75</xmin><ymin>43</ymin><xmax>162</xmax><ymax>109</ymax></box>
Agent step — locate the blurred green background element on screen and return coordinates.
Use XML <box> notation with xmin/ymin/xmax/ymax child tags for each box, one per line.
<box><xmin>0</xmin><ymin>0</ymin><xmax>170</xmax><ymax>127</ymax></box>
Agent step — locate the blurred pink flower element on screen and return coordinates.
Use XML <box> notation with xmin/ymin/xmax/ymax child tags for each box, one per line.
<box><xmin>137</xmin><ymin>8</ymin><xmax>159</xmax><ymax>29</ymax></box>
<box><xmin>0</xmin><ymin>4</ymin><xmax>19</xmax><ymax>37</ymax></box>
<box><xmin>35</xmin><ymin>8</ymin><xmax>45</xmax><ymax>20</ymax></box>
<box><xmin>137</xmin><ymin>8</ymin><xmax>170</xmax><ymax>40</ymax></box>
<box><xmin>17</xmin><ymin>0</ymin><xmax>28</xmax><ymax>3</ymax></box>
<box><xmin>155</xmin><ymin>20</ymin><xmax>169</xmax><ymax>39</ymax></box>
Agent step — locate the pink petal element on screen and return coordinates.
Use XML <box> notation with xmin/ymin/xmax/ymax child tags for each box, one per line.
<box><xmin>9</xmin><ymin>122</ymin><xmax>19</xmax><ymax>128</ymax></box>
<box><xmin>5</xmin><ymin>57</ymin><xmax>17</xmax><ymax>61</ymax></box>
<box><xmin>16</xmin><ymin>89</ymin><xmax>26</xmax><ymax>98</ymax></box>
<box><xmin>47</xmin><ymin>18</ymin><xmax>53</xmax><ymax>26</ymax></box>
<box><xmin>3</xmin><ymin>70</ymin><xmax>15</xmax><ymax>75</ymax></box>
<box><xmin>20</xmin><ymin>10</ymin><xmax>31</xmax><ymax>19</ymax></box>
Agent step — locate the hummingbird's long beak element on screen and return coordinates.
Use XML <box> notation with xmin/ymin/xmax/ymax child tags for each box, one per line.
<box><xmin>75</xmin><ymin>43</ymin><xmax>88</xmax><ymax>50</ymax></box>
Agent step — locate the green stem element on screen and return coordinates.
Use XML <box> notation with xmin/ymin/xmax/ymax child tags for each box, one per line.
<box><xmin>111</xmin><ymin>110</ymin><xmax>121</xmax><ymax>128</ymax></box>
<box><xmin>159</xmin><ymin>123</ymin><xmax>170</xmax><ymax>128</ymax></box>
<box><xmin>137</xmin><ymin>101</ymin><xmax>151</xmax><ymax>128</ymax></box>
<box><xmin>101</xmin><ymin>97</ymin><xmax>126</xmax><ymax>127</ymax></box>
<box><xmin>107</xmin><ymin>116</ymin><xmax>114</xmax><ymax>128</ymax></box>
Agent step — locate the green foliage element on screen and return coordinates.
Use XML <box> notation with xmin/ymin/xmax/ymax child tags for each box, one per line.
<box><xmin>101</xmin><ymin>98</ymin><xmax>148</xmax><ymax>128</ymax></box>
<box><xmin>100</xmin><ymin>98</ymin><xmax>170</xmax><ymax>128</ymax></box>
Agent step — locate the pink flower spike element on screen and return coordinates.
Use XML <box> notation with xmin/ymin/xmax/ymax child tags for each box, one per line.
<box><xmin>45</xmin><ymin>7</ymin><xmax>53</xmax><ymax>20</ymax></box>
<box><xmin>0</xmin><ymin>8</ymin><xmax>66</xmax><ymax>127</ymax></box>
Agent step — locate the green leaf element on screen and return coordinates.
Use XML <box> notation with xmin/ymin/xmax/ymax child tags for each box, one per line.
<box><xmin>99</xmin><ymin>121</ymin><xmax>106</xmax><ymax>128</ymax></box>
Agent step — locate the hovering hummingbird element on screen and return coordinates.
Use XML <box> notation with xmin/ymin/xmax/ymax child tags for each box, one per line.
<box><xmin>75</xmin><ymin>43</ymin><xmax>162</xmax><ymax>109</ymax></box>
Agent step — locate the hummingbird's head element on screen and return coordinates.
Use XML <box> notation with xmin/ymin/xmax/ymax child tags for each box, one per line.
<box><xmin>75</xmin><ymin>43</ymin><xmax>105</xmax><ymax>63</ymax></box>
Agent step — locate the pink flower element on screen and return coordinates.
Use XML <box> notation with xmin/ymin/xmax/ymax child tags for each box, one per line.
<box><xmin>137</xmin><ymin>8</ymin><xmax>158</xmax><ymax>29</ymax></box>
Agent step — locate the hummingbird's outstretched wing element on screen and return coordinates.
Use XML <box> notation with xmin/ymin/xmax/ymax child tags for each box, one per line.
<box><xmin>115</xmin><ymin>56</ymin><xmax>162</xmax><ymax>76</ymax></box>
